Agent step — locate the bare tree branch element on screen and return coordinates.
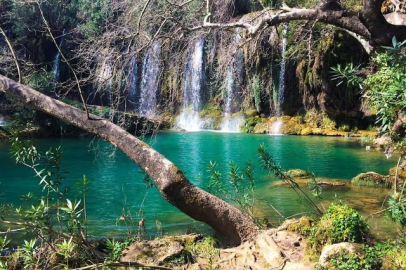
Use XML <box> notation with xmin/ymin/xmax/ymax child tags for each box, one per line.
<box><xmin>0</xmin><ymin>26</ymin><xmax>21</xmax><ymax>83</ymax></box>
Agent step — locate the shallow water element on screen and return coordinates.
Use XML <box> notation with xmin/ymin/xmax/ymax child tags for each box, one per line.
<box><xmin>0</xmin><ymin>132</ymin><xmax>399</xmax><ymax>240</ymax></box>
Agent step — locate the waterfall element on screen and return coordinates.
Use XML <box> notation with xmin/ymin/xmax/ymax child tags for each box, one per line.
<box><xmin>270</xmin><ymin>23</ymin><xmax>288</xmax><ymax>135</ymax></box>
<box><xmin>127</xmin><ymin>60</ymin><xmax>138</xmax><ymax>111</ymax></box>
<box><xmin>139</xmin><ymin>41</ymin><xmax>161</xmax><ymax>118</ymax></box>
<box><xmin>52</xmin><ymin>29</ymin><xmax>65</xmax><ymax>82</ymax></box>
<box><xmin>176</xmin><ymin>39</ymin><xmax>206</xmax><ymax>131</ymax></box>
<box><xmin>0</xmin><ymin>115</ymin><xmax>6</xmax><ymax>127</ymax></box>
<box><xmin>220</xmin><ymin>32</ymin><xmax>245</xmax><ymax>132</ymax></box>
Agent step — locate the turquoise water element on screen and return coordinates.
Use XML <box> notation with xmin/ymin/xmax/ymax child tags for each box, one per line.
<box><xmin>0</xmin><ymin>132</ymin><xmax>398</xmax><ymax>239</ymax></box>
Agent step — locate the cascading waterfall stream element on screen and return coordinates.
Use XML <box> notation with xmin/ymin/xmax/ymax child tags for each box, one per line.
<box><xmin>52</xmin><ymin>29</ymin><xmax>65</xmax><ymax>82</ymax></box>
<box><xmin>220</xmin><ymin>31</ymin><xmax>245</xmax><ymax>132</ymax></box>
<box><xmin>127</xmin><ymin>60</ymin><xmax>138</xmax><ymax>111</ymax></box>
<box><xmin>139</xmin><ymin>41</ymin><xmax>161</xmax><ymax>118</ymax></box>
<box><xmin>270</xmin><ymin>23</ymin><xmax>288</xmax><ymax>135</ymax></box>
<box><xmin>0</xmin><ymin>115</ymin><xmax>7</xmax><ymax>127</ymax></box>
<box><xmin>177</xmin><ymin>39</ymin><xmax>208</xmax><ymax>131</ymax></box>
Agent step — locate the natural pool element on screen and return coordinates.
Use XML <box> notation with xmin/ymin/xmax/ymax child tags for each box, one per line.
<box><xmin>0</xmin><ymin>132</ymin><xmax>398</xmax><ymax>240</ymax></box>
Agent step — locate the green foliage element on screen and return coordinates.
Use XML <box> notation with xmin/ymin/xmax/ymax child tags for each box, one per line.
<box><xmin>360</xmin><ymin>134</ymin><xmax>374</xmax><ymax>146</ymax></box>
<box><xmin>327</xmin><ymin>245</ymin><xmax>381</xmax><ymax>270</ymax></box>
<box><xmin>199</xmin><ymin>103</ymin><xmax>222</xmax><ymax>129</ymax></box>
<box><xmin>251</xmin><ymin>75</ymin><xmax>263</xmax><ymax>113</ymax></box>
<box><xmin>386</xmin><ymin>197</ymin><xmax>406</xmax><ymax>227</ymax></box>
<box><xmin>19</xmin><ymin>239</ymin><xmax>38</xmax><ymax>269</ymax></box>
<box><xmin>241</xmin><ymin>117</ymin><xmax>260</xmax><ymax>133</ymax></box>
<box><xmin>104</xmin><ymin>239</ymin><xmax>131</xmax><ymax>263</ymax></box>
<box><xmin>364</xmin><ymin>37</ymin><xmax>405</xmax><ymax>133</ymax></box>
<box><xmin>0</xmin><ymin>236</ymin><xmax>10</xmax><ymax>251</ymax></box>
<box><xmin>307</xmin><ymin>203</ymin><xmax>369</xmax><ymax>261</ymax></box>
<box><xmin>3</xmin><ymin>137</ymin><xmax>94</xmax><ymax>269</ymax></box>
<box><xmin>330</xmin><ymin>63</ymin><xmax>363</xmax><ymax>90</ymax></box>
<box><xmin>304</xmin><ymin>110</ymin><xmax>337</xmax><ymax>130</ymax></box>
<box><xmin>207</xmin><ymin>161</ymin><xmax>256</xmax><ymax>219</ymax></box>
<box><xmin>258</xmin><ymin>144</ymin><xmax>323</xmax><ymax>215</ymax></box>
<box><xmin>56</xmin><ymin>237</ymin><xmax>77</xmax><ymax>269</ymax></box>
<box><xmin>76</xmin><ymin>0</ymin><xmax>112</xmax><ymax>38</ymax></box>
<box><xmin>185</xmin><ymin>237</ymin><xmax>220</xmax><ymax>269</ymax></box>
<box><xmin>308</xmin><ymin>173</ymin><xmax>322</xmax><ymax>199</ymax></box>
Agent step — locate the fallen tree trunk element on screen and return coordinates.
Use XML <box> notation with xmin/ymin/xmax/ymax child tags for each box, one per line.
<box><xmin>0</xmin><ymin>74</ymin><xmax>259</xmax><ymax>246</ymax></box>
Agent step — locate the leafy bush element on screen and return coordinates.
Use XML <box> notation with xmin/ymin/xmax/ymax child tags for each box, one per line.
<box><xmin>327</xmin><ymin>244</ymin><xmax>381</xmax><ymax>270</ymax></box>
<box><xmin>386</xmin><ymin>197</ymin><xmax>406</xmax><ymax>227</ymax></box>
<box><xmin>360</xmin><ymin>134</ymin><xmax>374</xmax><ymax>146</ymax></box>
<box><xmin>241</xmin><ymin>117</ymin><xmax>260</xmax><ymax>133</ymax></box>
<box><xmin>306</xmin><ymin>203</ymin><xmax>370</xmax><ymax>261</ymax></box>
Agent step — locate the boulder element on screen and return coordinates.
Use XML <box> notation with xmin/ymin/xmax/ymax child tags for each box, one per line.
<box><xmin>319</xmin><ymin>242</ymin><xmax>363</xmax><ymax>268</ymax></box>
<box><xmin>120</xmin><ymin>235</ymin><xmax>193</xmax><ymax>265</ymax></box>
<box><xmin>287</xmin><ymin>169</ymin><xmax>312</xmax><ymax>178</ymax></box>
<box><xmin>389</xmin><ymin>161</ymin><xmax>406</xmax><ymax>179</ymax></box>
<box><xmin>351</xmin><ymin>172</ymin><xmax>391</xmax><ymax>188</ymax></box>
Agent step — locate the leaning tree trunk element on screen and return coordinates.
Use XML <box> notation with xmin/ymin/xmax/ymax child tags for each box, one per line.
<box><xmin>0</xmin><ymin>75</ymin><xmax>259</xmax><ymax>246</ymax></box>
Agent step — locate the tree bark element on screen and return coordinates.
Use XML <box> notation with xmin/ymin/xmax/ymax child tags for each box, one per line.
<box><xmin>392</xmin><ymin>111</ymin><xmax>406</xmax><ymax>134</ymax></box>
<box><xmin>0</xmin><ymin>74</ymin><xmax>259</xmax><ymax>246</ymax></box>
<box><xmin>198</xmin><ymin>0</ymin><xmax>406</xmax><ymax>46</ymax></box>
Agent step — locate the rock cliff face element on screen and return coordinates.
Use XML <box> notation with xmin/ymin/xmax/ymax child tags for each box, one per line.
<box><xmin>0</xmin><ymin>0</ymin><xmax>377</xmax><ymax>132</ymax></box>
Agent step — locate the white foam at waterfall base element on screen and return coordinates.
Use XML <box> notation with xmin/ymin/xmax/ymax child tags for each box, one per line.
<box><xmin>269</xmin><ymin>120</ymin><xmax>284</xmax><ymax>135</ymax></box>
<box><xmin>176</xmin><ymin>111</ymin><xmax>209</xmax><ymax>132</ymax></box>
<box><xmin>220</xmin><ymin>114</ymin><xmax>244</xmax><ymax>133</ymax></box>
<box><xmin>0</xmin><ymin>116</ymin><xmax>7</xmax><ymax>127</ymax></box>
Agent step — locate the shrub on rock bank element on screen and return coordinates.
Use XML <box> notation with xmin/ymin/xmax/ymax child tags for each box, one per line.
<box><xmin>306</xmin><ymin>203</ymin><xmax>370</xmax><ymax>261</ymax></box>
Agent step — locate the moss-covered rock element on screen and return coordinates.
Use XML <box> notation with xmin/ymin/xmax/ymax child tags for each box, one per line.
<box><xmin>280</xmin><ymin>115</ymin><xmax>292</xmax><ymax>121</ymax></box>
<box><xmin>287</xmin><ymin>169</ymin><xmax>312</xmax><ymax>178</ymax></box>
<box><xmin>389</xmin><ymin>164</ymin><xmax>406</xmax><ymax>179</ymax></box>
<box><xmin>285</xmin><ymin>217</ymin><xmax>314</xmax><ymax>236</ymax></box>
<box><xmin>300</xmin><ymin>127</ymin><xmax>313</xmax><ymax>136</ymax></box>
<box><xmin>306</xmin><ymin>203</ymin><xmax>369</xmax><ymax>261</ymax></box>
<box><xmin>318</xmin><ymin>242</ymin><xmax>364</xmax><ymax>269</ymax></box>
<box><xmin>351</xmin><ymin>172</ymin><xmax>391</xmax><ymax>188</ymax></box>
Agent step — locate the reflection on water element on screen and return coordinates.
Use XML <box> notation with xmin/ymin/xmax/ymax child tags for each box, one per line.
<box><xmin>0</xmin><ymin>132</ymin><xmax>399</xmax><ymax>240</ymax></box>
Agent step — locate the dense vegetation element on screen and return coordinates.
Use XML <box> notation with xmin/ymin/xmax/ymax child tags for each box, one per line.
<box><xmin>0</xmin><ymin>0</ymin><xmax>406</xmax><ymax>269</ymax></box>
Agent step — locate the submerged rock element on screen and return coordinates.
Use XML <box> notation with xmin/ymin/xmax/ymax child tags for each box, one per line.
<box><xmin>351</xmin><ymin>172</ymin><xmax>391</xmax><ymax>188</ymax></box>
<box><xmin>287</xmin><ymin>169</ymin><xmax>312</xmax><ymax>178</ymax></box>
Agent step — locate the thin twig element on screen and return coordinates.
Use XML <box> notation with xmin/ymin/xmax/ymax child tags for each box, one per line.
<box><xmin>0</xmin><ymin>26</ymin><xmax>21</xmax><ymax>83</ymax></box>
<box><xmin>36</xmin><ymin>1</ymin><xmax>90</xmax><ymax>119</ymax></box>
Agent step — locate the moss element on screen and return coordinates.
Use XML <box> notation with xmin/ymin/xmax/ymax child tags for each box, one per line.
<box><xmin>321</xmin><ymin>114</ymin><xmax>337</xmax><ymax>130</ymax></box>
<box><xmin>351</xmin><ymin>172</ymin><xmax>391</xmax><ymax>188</ymax></box>
<box><xmin>280</xmin><ymin>116</ymin><xmax>292</xmax><ymax>121</ymax></box>
<box><xmin>199</xmin><ymin>103</ymin><xmax>222</xmax><ymax>129</ymax></box>
<box><xmin>312</xmin><ymin>128</ymin><xmax>324</xmax><ymax>135</ymax></box>
<box><xmin>321</xmin><ymin>244</ymin><xmax>382</xmax><ymax>270</ymax></box>
<box><xmin>291</xmin><ymin>116</ymin><xmax>305</xmax><ymax>124</ymax></box>
<box><xmin>300</xmin><ymin>127</ymin><xmax>313</xmax><ymax>136</ymax></box>
<box><xmin>389</xmin><ymin>166</ymin><xmax>406</xmax><ymax>179</ymax></box>
<box><xmin>281</xmin><ymin>121</ymin><xmax>305</xmax><ymax>135</ymax></box>
<box><xmin>306</xmin><ymin>203</ymin><xmax>370</xmax><ymax>261</ymax></box>
<box><xmin>245</xmin><ymin>109</ymin><xmax>258</xmax><ymax>117</ymax></box>
<box><xmin>184</xmin><ymin>237</ymin><xmax>220</xmax><ymax>263</ymax></box>
<box><xmin>242</xmin><ymin>116</ymin><xmax>261</xmax><ymax>133</ymax></box>
<box><xmin>287</xmin><ymin>169</ymin><xmax>312</xmax><ymax>178</ymax></box>
<box><xmin>286</xmin><ymin>217</ymin><xmax>314</xmax><ymax>236</ymax></box>
<box><xmin>338</xmin><ymin>125</ymin><xmax>351</xmax><ymax>132</ymax></box>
